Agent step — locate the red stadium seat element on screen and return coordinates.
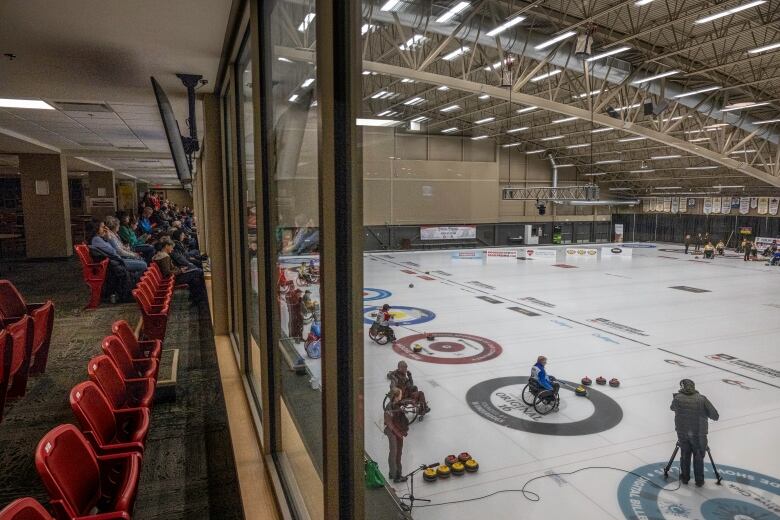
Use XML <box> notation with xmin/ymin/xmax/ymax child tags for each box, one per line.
<box><xmin>4</xmin><ymin>316</ymin><xmax>33</xmax><ymax>399</ymax></box>
<box><xmin>136</xmin><ymin>278</ymin><xmax>169</xmax><ymax>307</ymax></box>
<box><xmin>0</xmin><ymin>328</ymin><xmax>11</xmax><ymax>421</ymax></box>
<box><xmin>131</xmin><ymin>289</ymin><xmax>169</xmax><ymax>341</ymax></box>
<box><xmin>70</xmin><ymin>381</ymin><xmax>149</xmax><ymax>455</ymax></box>
<box><xmin>0</xmin><ymin>497</ymin><xmax>53</xmax><ymax>520</ymax></box>
<box><xmin>0</xmin><ymin>281</ymin><xmax>55</xmax><ymax>375</ymax></box>
<box><xmin>111</xmin><ymin>320</ymin><xmax>161</xmax><ymax>361</ymax></box>
<box><xmin>87</xmin><ymin>355</ymin><xmax>154</xmax><ymax>410</ymax></box>
<box><xmin>74</xmin><ymin>245</ymin><xmax>109</xmax><ymax>310</ymax></box>
<box><xmin>35</xmin><ymin>424</ymin><xmax>140</xmax><ymax>519</ymax></box>
<box><xmin>101</xmin><ymin>336</ymin><xmax>158</xmax><ymax>381</ymax></box>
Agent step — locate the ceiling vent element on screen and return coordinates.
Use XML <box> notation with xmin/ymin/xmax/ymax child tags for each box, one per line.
<box><xmin>54</xmin><ymin>102</ymin><xmax>113</xmax><ymax>113</ymax></box>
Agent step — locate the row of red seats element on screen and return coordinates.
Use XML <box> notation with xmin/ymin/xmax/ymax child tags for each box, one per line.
<box><xmin>0</xmin><ymin>266</ymin><xmax>171</xmax><ymax>519</ymax></box>
<box><xmin>74</xmin><ymin>245</ymin><xmax>108</xmax><ymax>310</ymax></box>
<box><xmin>0</xmin><ymin>281</ymin><xmax>55</xmax><ymax>423</ymax></box>
<box><xmin>132</xmin><ymin>263</ymin><xmax>174</xmax><ymax>342</ymax></box>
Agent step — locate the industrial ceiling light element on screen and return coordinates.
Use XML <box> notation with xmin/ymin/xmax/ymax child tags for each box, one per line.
<box><xmin>629</xmin><ymin>169</ymin><xmax>654</xmax><ymax>173</ymax></box>
<box><xmin>567</xmin><ymin>143</ymin><xmax>591</xmax><ymax>149</ymax></box>
<box><xmin>471</xmin><ymin>135</ymin><xmax>489</xmax><ymax>140</ymax></box>
<box><xmin>591</xmin><ymin>127</ymin><xmax>613</xmax><ymax>133</ymax></box>
<box><xmin>410</xmin><ymin>116</ymin><xmax>430</xmax><ymax>123</ymax></box>
<box><xmin>399</xmin><ymin>35</ymin><xmax>426</xmax><ymax>50</ymax></box>
<box><xmin>712</xmin><ymin>185</ymin><xmax>744</xmax><ymax>188</ymax></box>
<box><xmin>297</xmin><ymin>13</ymin><xmax>315</xmax><ymax>31</ymax></box>
<box><xmin>584</xmin><ymin>172</ymin><xmax>606</xmax><ymax>176</ymax></box>
<box><xmin>552</xmin><ymin>116</ymin><xmax>578</xmax><ymax>123</ymax></box>
<box><xmin>507</xmin><ymin>126</ymin><xmax>529</xmax><ymax>133</ymax></box>
<box><xmin>435</xmin><ymin>1</ymin><xmax>470</xmax><ymax>23</ymax></box>
<box><xmin>694</xmin><ymin>0</ymin><xmax>765</xmax><ymax>24</ymax></box>
<box><xmin>377</xmin><ymin>110</ymin><xmax>399</xmax><ymax>117</ymax></box>
<box><xmin>442</xmin><ymin>46</ymin><xmax>470</xmax><ymax>60</ymax></box>
<box><xmin>502</xmin><ymin>142</ymin><xmax>521</xmax><ymax>148</ymax></box>
<box><xmin>655</xmin><ymin>186</ymin><xmax>683</xmax><ymax>189</ymax></box>
<box><xmin>288</xmin><ymin>94</ymin><xmax>300</xmax><ymax>102</ymax></box>
<box><xmin>749</xmin><ymin>42</ymin><xmax>780</xmax><ymax>54</ymax></box>
<box><xmin>437</xmin><ymin>86</ymin><xmax>450</xmax><ymax>91</ymax></box>
<box><xmin>371</xmin><ymin>90</ymin><xmax>388</xmax><ymax>99</ymax></box>
<box><xmin>526</xmin><ymin>149</ymin><xmax>546</xmax><ymax>154</ymax></box>
<box><xmin>381</xmin><ymin>0</ymin><xmax>402</xmax><ymax>11</ymax></box>
<box><xmin>615</xmin><ymin>103</ymin><xmax>642</xmax><ymax>112</ymax></box>
<box><xmin>541</xmin><ymin>135</ymin><xmax>564</xmax><ymax>141</ymax></box>
<box><xmin>440</xmin><ymin>105</ymin><xmax>461</xmax><ymax>112</ymax></box>
<box><xmin>631</xmin><ymin>70</ymin><xmax>679</xmax><ymax>84</ymax></box>
<box><xmin>634</xmin><ymin>0</ymin><xmax>654</xmax><ymax>6</ymax></box>
<box><xmin>686</xmin><ymin>166</ymin><xmax>718</xmax><ymax>170</ymax></box>
<box><xmin>278</xmin><ymin>57</ymin><xmax>293</xmax><ymax>63</ymax></box>
<box><xmin>516</xmin><ymin>106</ymin><xmax>538</xmax><ymax>114</ymax></box>
<box><xmin>0</xmin><ymin>98</ymin><xmax>55</xmax><ymax>110</ymax></box>
<box><xmin>618</xmin><ymin>136</ymin><xmax>645</xmax><ymax>142</ymax></box>
<box><xmin>441</xmin><ymin>127</ymin><xmax>459</xmax><ymax>133</ymax></box>
<box><xmin>584</xmin><ymin>46</ymin><xmax>631</xmax><ymax>62</ymax></box>
<box><xmin>651</xmin><ymin>154</ymin><xmax>682</xmax><ymax>159</ymax></box>
<box><xmin>574</xmin><ymin>90</ymin><xmax>604</xmax><ymax>99</ymax></box>
<box><xmin>595</xmin><ymin>159</ymin><xmax>621</xmax><ymax>164</ymax></box>
<box><xmin>301</xmin><ymin>78</ymin><xmax>315</xmax><ymax>87</ymax></box>
<box><xmin>531</xmin><ymin>69</ymin><xmax>562</xmax><ymax>82</ymax></box>
<box><xmin>689</xmin><ymin>137</ymin><xmax>711</xmax><ymax>142</ymax></box>
<box><xmin>474</xmin><ymin>117</ymin><xmax>495</xmax><ymax>124</ymax></box>
<box><xmin>356</xmin><ymin>118</ymin><xmax>401</xmax><ymax>126</ymax></box>
<box><xmin>486</xmin><ymin>15</ymin><xmax>526</xmax><ymax>36</ymax></box>
<box><xmin>403</xmin><ymin>97</ymin><xmax>425</xmax><ymax>105</ymax></box>
<box><xmin>674</xmin><ymin>86</ymin><xmax>720</xmax><ymax>98</ymax></box>
<box><xmin>478</xmin><ymin>94</ymin><xmax>490</xmax><ymax>100</ymax></box>
<box><xmin>535</xmin><ymin>31</ymin><xmax>576</xmax><ymax>50</ymax></box>
<box><xmin>483</xmin><ymin>57</ymin><xmax>513</xmax><ymax>71</ymax></box>
<box><xmin>557</xmin><ymin>164</ymin><xmax>575</xmax><ymax>167</ymax></box>
<box><xmin>722</xmin><ymin>101</ymin><xmax>770</xmax><ymax>111</ymax></box>
<box><xmin>400</xmin><ymin>78</ymin><xmax>415</xmax><ymax>83</ymax></box>
<box><xmin>754</xmin><ymin>118</ymin><xmax>780</xmax><ymax>124</ymax></box>
<box><xmin>361</xmin><ymin>24</ymin><xmax>376</xmax><ymax>35</ymax></box>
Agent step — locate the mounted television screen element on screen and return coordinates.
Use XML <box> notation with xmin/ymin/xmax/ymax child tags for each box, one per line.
<box><xmin>150</xmin><ymin>77</ymin><xmax>192</xmax><ymax>184</ymax></box>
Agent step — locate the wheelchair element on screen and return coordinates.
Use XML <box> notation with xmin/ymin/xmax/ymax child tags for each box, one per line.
<box><xmin>521</xmin><ymin>378</ymin><xmax>560</xmax><ymax>415</ymax></box>
<box><xmin>369</xmin><ymin>322</ymin><xmax>396</xmax><ymax>345</ymax></box>
<box><xmin>383</xmin><ymin>390</ymin><xmax>424</xmax><ymax>424</ymax></box>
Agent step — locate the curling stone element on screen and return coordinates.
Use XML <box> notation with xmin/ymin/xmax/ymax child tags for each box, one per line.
<box><xmin>426</xmin><ymin>333</ymin><xmax>435</xmax><ymax>341</ymax></box>
<box><xmin>575</xmin><ymin>385</ymin><xmax>587</xmax><ymax>396</ymax></box>
<box><xmin>451</xmin><ymin>462</ymin><xmax>465</xmax><ymax>476</ymax></box>
<box><xmin>609</xmin><ymin>378</ymin><xmax>620</xmax><ymax>387</ymax></box>
<box><xmin>464</xmin><ymin>459</ymin><xmax>479</xmax><ymax>473</ymax></box>
<box><xmin>437</xmin><ymin>465</ymin><xmax>451</xmax><ymax>478</ymax></box>
<box><xmin>581</xmin><ymin>376</ymin><xmax>592</xmax><ymax>386</ymax></box>
<box><xmin>458</xmin><ymin>452</ymin><xmax>471</xmax><ymax>463</ymax></box>
<box><xmin>409</xmin><ymin>283</ymin><xmax>414</xmax><ymax>288</ymax></box>
<box><xmin>596</xmin><ymin>376</ymin><xmax>607</xmax><ymax>385</ymax></box>
<box><xmin>423</xmin><ymin>468</ymin><xmax>438</xmax><ymax>482</ymax></box>
<box><xmin>444</xmin><ymin>454</ymin><xmax>458</xmax><ymax>467</ymax></box>
<box><xmin>413</xmin><ymin>344</ymin><xmax>423</xmax><ymax>353</ymax></box>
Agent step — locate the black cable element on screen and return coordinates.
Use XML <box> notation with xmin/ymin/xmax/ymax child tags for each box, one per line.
<box><xmin>412</xmin><ymin>465</ymin><xmax>683</xmax><ymax>509</ymax></box>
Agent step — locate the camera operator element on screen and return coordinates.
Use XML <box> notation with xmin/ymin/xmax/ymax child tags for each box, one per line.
<box><xmin>670</xmin><ymin>379</ymin><xmax>719</xmax><ymax>486</ymax></box>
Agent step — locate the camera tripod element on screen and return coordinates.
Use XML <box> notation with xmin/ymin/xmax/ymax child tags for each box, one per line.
<box><xmin>663</xmin><ymin>441</ymin><xmax>722</xmax><ymax>485</ymax></box>
<box><xmin>399</xmin><ymin>464</ymin><xmax>432</xmax><ymax>513</ymax></box>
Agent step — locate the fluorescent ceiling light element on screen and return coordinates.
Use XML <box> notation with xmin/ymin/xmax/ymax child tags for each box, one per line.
<box><xmin>686</xmin><ymin>166</ymin><xmax>718</xmax><ymax>170</ymax></box>
<box><xmin>381</xmin><ymin>0</ymin><xmax>402</xmax><ymax>11</ymax></box>
<box><xmin>662</xmin><ymin>115</ymin><xmax>688</xmax><ymax>122</ymax></box>
<box><xmin>403</xmin><ymin>97</ymin><xmax>425</xmax><ymax>105</ymax></box>
<box><xmin>506</xmin><ymin>126</ymin><xmax>528</xmax><ymax>133</ymax></box>
<box><xmin>591</xmin><ymin>127</ymin><xmax>613</xmax><ymax>133</ymax></box>
<box><xmin>584</xmin><ymin>172</ymin><xmax>606</xmax><ymax>176</ymax></box>
<box><xmin>595</xmin><ymin>159</ymin><xmax>621</xmax><ymax>164</ymax></box>
<box><xmin>635</xmin><ymin>0</ymin><xmax>654</xmax><ymax>5</ymax></box>
<box><xmin>516</xmin><ymin>106</ymin><xmax>538</xmax><ymax>114</ymax></box>
<box><xmin>655</xmin><ymin>186</ymin><xmax>682</xmax><ymax>190</ymax></box>
<box><xmin>0</xmin><ymin>98</ymin><xmax>55</xmax><ymax>110</ymax></box>
<box><xmin>535</xmin><ymin>31</ymin><xmax>576</xmax><ymax>50</ymax></box>
<box><xmin>567</xmin><ymin>143</ymin><xmax>591</xmax><ymax>149</ymax></box>
<box><xmin>684</xmin><ymin>128</ymin><xmax>719</xmax><ymax>134</ymax></box>
<box><xmin>585</xmin><ymin>46</ymin><xmax>631</xmax><ymax>62</ymax></box>
<box><xmin>552</xmin><ymin>116</ymin><xmax>578</xmax><ymax>123</ymax></box>
<box><xmin>471</xmin><ymin>135</ymin><xmax>489</xmax><ymax>140</ymax></box>
<box><xmin>401</xmin><ymin>78</ymin><xmax>415</xmax><ymax>83</ymax></box>
<box><xmin>356</xmin><ymin>118</ymin><xmax>400</xmax><ymax>126</ymax></box>
<box><xmin>288</xmin><ymin>94</ymin><xmax>300</xmax><ymax>102</ymax></box>
<box><xmin>526</xmin><ymin>149</ymin><xmax>546</xmax><ymax>154</ymax></box>
<box><xmin>361</xmin><ymin>24</ymin><xmax>376</xmax><ymax>35</ymax></box>
<box><xmin>615</xmin><ymin>103</ymin><xmax>642</xmax><ymax>112</ymax></box>
<box><xmin>410</xmin><ymin>116</ymin><xmax>430</xmax><ymax>123</ymax></box>
<box><xmin>652</xmin><ymin>154</ymin><xmax>682</xmax><ymax>159</ymax></box>
<box><xmin>399</xmin><ymin>35</ymin><xmax>426</xmax><ymax>51</ymax></box>
<box><xmin>377</xmin><ymin>110</ymin><xmax>398</xmax><ymax>117</ymax></box>
<box><xmin>557</xmin><ymin>164</ymin><xmax>575</xmax><ymax>167</ymax></box>
<box><xmin>673</xmin><ymin>86</ymin><xmax>720</xmax><ymax>98</ymax></box>
<box><xmin>484</xmin><ymin>58</ymin><xmax>513</xmax><ymax>71</ymax></box>
<box><xmin>689</xmin><ymin>137</ymin><xmax>710</xmax><ymax>142</ymax></box>
<box><xmin>278</xmin><ymin>57</ymin><xmax>293</xmax><ymax>63</ymax></box>
<box><xmin>502</xmin><ymin>143</ymin><xmax>521</xmax><ymax>148</ymax></box>
<box><xmin>618</xmin><ymin>137</ymin><xmax>645</xmax><ymax>142</ymax></box>
<box><xmin>540</xmin><ymin>135</ymin><xmax>564</xmax><ymax>141</ymax></box>
<box><xmin>436</xmin><ymin>1</ymin><xmax>470</xmax><ymax>23</ymax></box>
<box><xmin>441</xmin><ymin>127</ymin><xmax>459</xmax><ymax>133</ymax></box>
<box><xmin>722</xmin><ymin>101</ymin><xmax>770</xmax><ymax>111</ymax></box>
<box><xmin>297</xmin><ymin>13</ymin><xmax>316</xmax><ymax>31</ymax></box>
<box><xmin>730</xmin><ymin>149</ymin><xmax>757</xmax><ymax>153</ymax></box>
<box><xmin>531</xmin><ymin>69</ymin><xmax>562</xmax><ymax>82</ymax></box>
<box><xmin>712</xmin><ymin>185</ymin><xmax>744</xmax><ymax>188</ymax></box>
<box><xmin>371</xmin><ymin>90</ymin><xmax>389</xmax><ymax>99</ymax></box>
<box><xmin>575</xmin><ymin>90</ymin><xmax>604</xmax><ymax>98</ymax></box>
<box><xmin>630</xmin><ymin>169</ymin><xmax>654</xmax><ymax>173</ymax></box>
<box><xmin>478</xmin><ymin>94</ymin><xmax>490</xmax><ymax>100</ymax></box>
<box><xmin>474</xmin><ymin>117</ymin><xmax>495</xmax><ymax>124</ymax></box>
<box><xmin>748</xmin><ymin>42</ymin><xmax>780</xmax><ymax>54</ymax></box>
<box><xmin>754</xmin><ymin>118</ymin><xmax>780</xmax><ymax>124</ymax></box>
<box><xmin>442</xmin><ymin>46</ymin><xmax>470</xmax><ymax>60</ymax></box>
<box><xmin>631</xmin><ymin>70</ymin><xmax>679</xmax><ymax>84</ymax></box>
<box><xmin>440</xmin><ymin>105</ymin><xmax>461</xmax><ymax>112</ymax></box>
<box><xmin>694</xmin><ymin>0</ymin><xmax>765</xmax><ymax>24</ymax></box>
<box><xmin>301</xmin><ymin>78</ymin><xmax>315</xmax><ymax>87</ymax></box>
<box><xmin>704</xmin><ymin>123</ymin><xmax>729</xmax><ymax>129</ymax></box>
<box><xmin>437</xmin><ymin>86</ymin><xmax>450</xmax><ymax>91</ymax></box>
<box><xmin>362</xmin><ymin>70</ymin><xmax>374</xmax><ymax>75</ymax></box>
<box><xmin>486</xmin><ymin>16</ymin><xmax>526</xmax><ymax>37</ymax></box>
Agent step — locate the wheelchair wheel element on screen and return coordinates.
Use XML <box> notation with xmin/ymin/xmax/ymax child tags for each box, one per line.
<box><xmin>382</xmin><ymin>395</ymin><xmax>419</xmax><ymax>424</ymax></box>
<box><xmin>533</xmin><ymin>392</ymin><xmax>559</xmax><ymax>415</ymax></box>
<box><xmin>521</xmin><ymin>384</ymin><xmax>535</xmax><ymax>406</ymax></box>
<box><xmin>369</xmin><ymin>327</ymin><xmax>390</xmax><ymax>345</ymax></box>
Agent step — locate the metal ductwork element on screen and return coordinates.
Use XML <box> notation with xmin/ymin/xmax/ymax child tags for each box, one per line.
<box><xmin>365</xmin><ymin>6</ymin><xmax>780</xmax><ymax>145</ymax></box>
<box><xmin>547</xmin><ymin>153</ymin><xmax>558</xmax><ymax>189</ymax></box>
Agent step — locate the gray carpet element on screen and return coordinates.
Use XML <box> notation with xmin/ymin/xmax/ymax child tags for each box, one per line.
<box><xmin>0</xmin><ymin>259</ymin><xmax>243</xmax><ymax>519</ymax></box>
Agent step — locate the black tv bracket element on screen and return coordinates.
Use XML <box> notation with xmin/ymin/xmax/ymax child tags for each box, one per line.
<box><xmin>175</xmin><ymin>73</ymin><xmax>202</xmax><ymax>170</ymax></box>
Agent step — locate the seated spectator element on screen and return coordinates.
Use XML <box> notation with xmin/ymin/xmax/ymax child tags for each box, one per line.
<box><xmin>138</xmin><ymin>206</ymin><xmax>155</xmax><ymax>235</ymax></box>
<box><xmin>153</xmin><ymin>237</ymin><xmax>206</xmax><ymax>303</ymax></box>
<box><xmin>104</xmin><ymin>216</ymin><xmax>148</xmax><ymax>266</ymax></box>
<box><xmin>118</xmin><ymin>215</ymin><xmax>154</xmax><ymax>263</ymax></box>
<box><xmin>86</xmin><ymin>220</ymin><xmax>135</xmax><ymax>302</ymax></box>
<box><xmin>91</xmin><ymin>219</ymin><xmax>146</xmax><ymax>279</ymax></box>
<box><xmin>171</xmin><ymin>229</ymin><xmax>204</xmax><ymax>269</ymax></box>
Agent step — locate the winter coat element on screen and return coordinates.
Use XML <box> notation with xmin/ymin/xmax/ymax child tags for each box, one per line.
<box><xmin>670</xmin><ymin>390</ymin><xmax>719</xmax><ymax>435</ymax></box>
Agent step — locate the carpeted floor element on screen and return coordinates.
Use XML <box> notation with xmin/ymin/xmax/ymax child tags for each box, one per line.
<box><xmin>0</xmin><ymin>259</ymin><xmax>243</xmax><ymax>519</ymax></box>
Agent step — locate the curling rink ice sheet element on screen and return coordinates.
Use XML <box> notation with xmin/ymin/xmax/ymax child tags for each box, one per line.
<box><xmin>362</xmin><ymin>244</ymin><xmax>780</xmax><ymax>519</ymax></box>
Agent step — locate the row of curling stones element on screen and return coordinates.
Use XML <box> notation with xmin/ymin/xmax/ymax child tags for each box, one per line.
<box><xmin>423</xmin><ymin>452</ymin><xmax>480</xmax><ymax>482</ymax></box>
<box><xmin>578</xmin><ymin>376</ymin><xmax>620</xmax><ymax>394</ymax></box>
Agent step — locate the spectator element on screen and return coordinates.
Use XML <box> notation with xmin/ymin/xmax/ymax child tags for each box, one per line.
<box><xmin>152</xmin><ymin>237</ymin><xmax>206</xmax><ymax>303</ymax></box>
<box><xmin>170</xmin><ymin>229</ymin><xmax>203</xmax><ymax>269</ymax></box>
<box><xmin>744</xmin><ymin>239</ymin><xmax>753</xmax><ymax>261</ymax></box>
<box><xmin>104</xmin><ymin>216</ymin><xmax>148</xmax><ymax>264</ymax></box>
<box><xmin>118</xmin><ymin>215</ymin><xmax>154</xmax><ymax>263</ymax></box>
<box><xmin>138</xmin><ymin>207</ymin><xmax>155</xmax><ymax>235</ymax></box>
<box><xmin>92</xmin><ymin>219</ymin><xmax>146</xmax><ymax>277</ymax></box>
<box><xmin>684</xmin><ymin>234</ymin><xmax>691</xmax><ymax>255</ymax></box>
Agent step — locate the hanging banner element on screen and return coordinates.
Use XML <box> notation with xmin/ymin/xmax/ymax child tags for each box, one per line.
<box><xmin>643</xmin><ymin>198</ymin><xmax>651</xmax><ymax>213</ymax></box>
<box><xmin>739</xmin><ymin>197</ymin><xmax>751</xmax><ymax>215</ymax></box>
<box><xmin>703</xmin><ymin>197</ymin><xmax>713</xmax><ymax>215</ymax></box>
<box><xmin>722</xmin><ymin>200</ymin><xmax>731</xmax><ymax>214</ymax></box>
<box><xmin>712</xmin><ymin>197</ymin><xmax>722</xmax><ymax>213</ymax></box>
<box><xmin>663</xmin><ymin>197</ymin><xmax>672</xmax><ymax>212</ymax></box>
<box><xmin>750</xmin><ymin>197</ymin><xmax>758</xmax><ymax>209</ymax></box>
<box><xmin>671</xmin><ymin>197</ymin><xmax>679</xmax><ymax>213</ymax></box>
<box><xmin>688</xmin><ymin>198</ymin><xmax>697</xmax><ymax>208</ymax></box>
<box><xmin>679</xmin><ymin>197</ymin><xmax>687</xmax><ymax>213</ymax></box>
<box><xmin>421</xmin><ymin>226</ymin><xmax>477</xmax><ymax>240</ymax></box>
<box><xmin>770</xmin><ymin>197</ymin><xmax>779</xmax><ymax>216</ymax></box>
<box><xmin>485</xmin><ymin>248</ymin><xmax>519</xmax><ymax>262</ymax></box>
<box><xmin>731</xmin><ymin>197</ymin><xmax>741</xmax><ymax>209</ymax></box>
<box><xmin>655</xmin><ymin>197</ymin><xmax>664</xmax><ymax>212</ymax></box>
<box><xmin>758</xmin><ymin>197</ymin><xmax>769</xmax><ymax>215</ymax></box>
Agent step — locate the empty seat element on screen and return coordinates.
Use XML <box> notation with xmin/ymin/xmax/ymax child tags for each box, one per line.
<box><xmin>74</xmin><ymin>245</ymin><xmax>109</xmax><ymax>309</ymax></box>
<box><xmin>87</xmin><ymin>355</ymin><xmax>154</xmax><ymax>410</ymax></box>
<box><xmin>131</xmin><ymin>289</ymin><xmax>169</xmax><ymax>341</ymax></box>
<box><xmin>111</xmin><ymin>320</ymin><xmax>161</xmax><ymax>360</ymax></box>
<box><xmin>35</xmin><ymin>424</ymin><xmax>140</xmax><ymax>519</ymax></box>
<box><xmin>0</xmin><ymin>281</ymin><xmax>55</xmax><ymax>375</ymax></box>
<box><xmin>70</xmin><ymin>381</ymin><xmax>149</xmax><ymax>455</ymax></box>
<box><xmin>101</xmin><ymin>336</ymin><xmax>158</xmax><ymax>381</ymax></box>
<box><xmin>0</xmin><ymin>497</ymin><xmax>53</xmax><ymax>520</ymax></box>
<box><xmin>4</xmin><ymin>316</ymin><xmax>33</xmax><ymax>400</ymax></box>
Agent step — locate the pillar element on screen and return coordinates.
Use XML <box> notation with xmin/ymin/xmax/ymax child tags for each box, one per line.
<box><xmin>19</xmin><ymin>153</ymin><xmax>72</xmax><ymax>258</ymax></box>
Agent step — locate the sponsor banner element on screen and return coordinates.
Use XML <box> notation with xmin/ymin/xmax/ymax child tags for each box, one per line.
<box><xmin>450</xmin><ymin>250</ymin><xmax>484</xmax><ymax>259</ymax></box>
<box><xmin>722</xmin><ymin>198</ymin><xmax>731</xmax><ymax>214</ymax></box>
<box><xmin>758</xmin><ymin>197</ymin><xmax>769</xmax><ymax>215</ymax></box>
<box><xmin>589</xmin><ymin>317</ymin><xmax>647</xmax><ymax>336</ymax></box>
<box><xmin>706</xmin><ymin>353</ymin><xmax>780</xmax><ymax>379</ymax></box>
<box><xmin>731</xmin><ymin>196</ymin><xmax>741</xmax><ymax>209</ymax></box>
<box><xmin>703</xmin><ymin>197</ymin><xmax>712</xmax><ymax>214</ymax></box>
<box><xmin>678</xmin><ymin>197</ymin><xmax>687</xmax><ymax>212</ymax></box>
<box><xmin>689</xmin><ymin>198</ymin><xmax>697</xmax><ymax>207</ymax></box>
<box><xmin>622</xmin><ymin>243</ymin><xmax>657</xmax><ymax>248</ymax></box>
<box><xmin>754</xmin><ymin>236</ymin><xmax>779</xmax><ymax>251</ymax></box>
<box><xmin>740</xmin><ymin>196</ymin><xmax>751</xmax><ymax>214</ymax></box>
<box><xmin>751</xmin><ymin>196</ymin><xmax>758</xmax><ymax>209</ymax></box>
<box><xmin>739</xmin><ymin>226</ymin><xmax>752</xmax><ymax>235</ymax></box>
<box><xmin>468</xmin><ymin>280</ymin><xmax>496</xmax><ymax>290</ymax></box>
<box><xmin>663</xmin><ymin>197</ymin><xmax>672</xmax><ymax>212</ymax></box>
<box><xmin>712</xmin><ymin>196</ymin><xmax>722</xmax><ymax>213</ymax></box>
<box><xmin>614</xmin><ymin>223</ymin><xmax>624</xmax><ymax>243</ymax></box>
<box><xmin>565</xmin><ymin>247</ymin><xmax>599</xmax><ymax>257</ymax></box>
<box><xmin>655</xmin><ymin>197</ymin><xmax>663</xmax><ymax>212</ymax></box>
<box><xmin>485</xmin><ymin>248</ymin><xmax>519</xmax><ymax>262</ymax></box>
<box><xmin>601</xmin><ymin>246</ymin><xmax>633</xmax><ymax>257</ymax></box>
<box><xmin>421</xmin><ymin>225</ymin><xmax>476</xmax><ymax>240</ymax></box>
<box><xmin>521</xmin><ymin>297</ymin><xmax>556</xmax><ymax>308</ymax></box>
<box><xmin>770</xmin><ymin>197</ymin><xmax>779</xmax><ymax>215</ymax></box>
<box><xmin>671</xmin><ymin>197</ymin><xmax>679</xmax><ymax>213</ymax></box>
<box><xmin>523</xmin><ymin>248</ymin><xmax>557</xmax><ymax>260</ymax></box>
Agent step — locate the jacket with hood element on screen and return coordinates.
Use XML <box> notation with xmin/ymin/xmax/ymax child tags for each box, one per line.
<box><xmin>670</xmin><ymin>381</ymin><xmax>719</xmax><ymax>435</ymax></box>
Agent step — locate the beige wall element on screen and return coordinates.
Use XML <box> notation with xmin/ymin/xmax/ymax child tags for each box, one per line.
<box><xmin>19</xmin><ymin>153</ymin><xmax>72</xmax><ymax>258</ymax></box>
<box><xmin>163</xmin><ymin>188</ymin><xmax>194</xmax><ymax>208</ymax></box>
